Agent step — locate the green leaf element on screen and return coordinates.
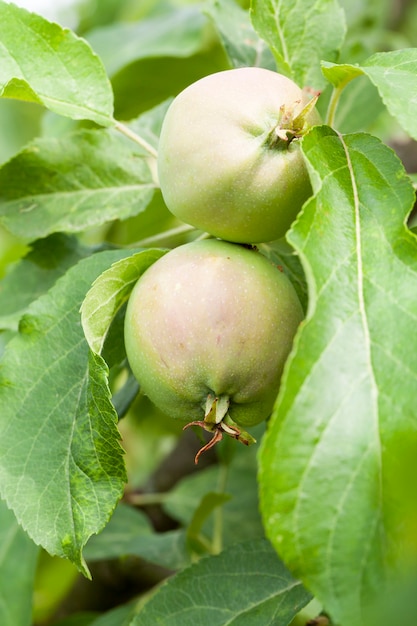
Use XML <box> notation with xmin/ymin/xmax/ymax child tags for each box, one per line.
<box><xmin>86</xmin><ymin>6</ymin><xmax>208</xmax><ymax>77</ymax></box>
<box><xmin>110</xmin><ymin>46</ymin><xmax>229</xmax><ymax>121</ymax></box>
<box><xmin>89</xmin><ymin>602</ymin><xmax>137</xmax><ymax>626</ymax></box>
<box><xmin>84</xmin><ymin>503</ymin><xmax>190</xmax><ymax>571</ymax></box>
<box><xmin>0</xmin><ymin>128</ymin><xmax>156</xmax><ymax>242</ymax></box>
<box><xmin>0</xmin><ymin>250</ymin><xmax>132</xmax><ymax>574</ymax></box>
<box><xmin>361</xmin><ymin>49</ymin><xmax>417</xmax><ymax>141</ymax></box>
<box><xmin>131</xmin><ymin>539</ymin><xmax>312</xmax><ymax>625</ymax></box>
<box><xmin>323</xmin><ymin>50</ymin><xmax>417</xmax><ymax>140</ymax></box>
<box><xmin>321</xmin><ymin>61</ymin><xmax>365</xmax><ymax>88</ymax></box>
<box><xmin>366</xmin><ymin>572</ymin><xmax>417</xmax><ymax>626</ymax></box>
<box><xmin>0</xmin><ymin>1</ymin><xmax>114</xmax><ymax>125</ymax></box>
<box><xmin>205</xmin><ymin>0</ymin><xmax>276</xmax><ymax>70</ymax></box>
<box><xmin>0</xmin><ymin>500</ymin><xmax>39</xmax><ymax>626</ymax></box>
<box><xmin>338</xmin><ymin>0</ymin><xmax>391</xmax><ymax>31</ymax></box>
<box><xmin>259</xmin><ymin>126</ymin><xmax>417</xmax><ymax>625</ymax></box>
<box><xmin>0</xmin><ymin>234</ymin><xmax>90</xmax><ymax>331</ymax></box>
<box><xmin>251</xmin><ymin>0</ymin><xmax>346</xmax><ymax>89</ymax></box>
<box><xmin>81</xmin><ymin>249</ymin><xmax>166</xmax><ymax>355</ymax></box>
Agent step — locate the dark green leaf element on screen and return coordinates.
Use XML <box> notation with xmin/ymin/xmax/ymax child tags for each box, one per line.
<box><xmin>0</xmin><ymin>234</ymin><xmax>90</xmax><ymax>330</ymax></box>
<box><xmin>205</xmin><ymin>0</ymin><xmax>276</xmax><ymax>70</ymax></box>
<box><xmin>259</xmin><ymin>126</ymin><xmax>417</xmax><ymax>625</ymax></box>
<box><xmin>260</xmin><ymin>239</ymin><xmax>308</xmax><ymax>312</ymax></box>
<box><xmin>110</xmin><ymin>373</ymin><xmax>139</xmax><ymax>420</ymax></box>
<box><xmin>84</xmin><ymin>503</ymin><xmax>190</xmax><ymax>571</ymax></box>
<box><xmin>0</xmin><ymin>129</ymin><xmax>156</xmax><ymax>241</ymax></box>
<box><xmin>131</xmin><ymin>539</ymin><xmax>312</xmax><ymax>625</ymax></box>
<box><xmin>90</xmin><ymin>602</ymin><xmax>137</xmax><ymax>626</ymax></box>
<box><xmin>0</xmin><ymin>250</ymin><xmax>132</xmax><ymax>574</ymax></box>
<box><xmin>100</xmin><ymin>304</ymin><xmax>129</xmax><ymax>370</ymax></box>
<box><xmin>0</xmin><ymin>1</ymin><xmax>113</xmax><ymax>125</ymax></box>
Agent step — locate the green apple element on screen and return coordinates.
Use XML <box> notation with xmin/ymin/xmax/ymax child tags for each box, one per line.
<box><xmin>124</xmin><ymin>239</ymin><xmax>303</xmax><ymax>460</ymax></box>
<box><xmin>157</xmin><ymin>67</ymin><xmax>320</xmax><ymax>244</ymax></box>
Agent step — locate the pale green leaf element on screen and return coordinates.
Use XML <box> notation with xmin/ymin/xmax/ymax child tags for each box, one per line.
<box><xmin>81</xmin><ymin>249</ymin><xmax>166</xmax><ymax>355</ymax></box>
<box><xmin>320</xmin><ymin>64</ymin><xmax>387</xmax><ymax>135</ymax></box>
<box><xmin>251</xmin><ymin>0</ymin><xmax>346</xmax><ymax>89</ymax></box>
<box><xmin>259</xmin><ymin>126</ymin><xmax>417</xmax><ymax>625</ymax></box>
<box><xmin>0</xmin><ymin>128</ymin><xmax>156</xmax><ymax>242</ymax></box>
<box><xmin>131</xmin><ymin>539</ymin><xmax>312</xmax><ymax>625</ymax></box>
<box><xmin>0</xmin><ymin>500</ymin><xmax>39</xmax><ymax>626</ymax></box>
<box><xmin>86</xmin><ymin>6</ymin><xmax>208</xmax><ymax>77</ymax></box>
<box><xmin>329</xmin><ymin>76</ymin><xmax>386</xmax><ymax>134</ymax></box>
<box><xmin>321</xmin><ymin>61</ymin><xmax>364</xmax><ymax>88</ymax></box>
<box><xmin>205</xmin><ymin>0</ymin><xmax>276</xmax><ymax>70</ymax></box>
<box><xmin>0</xmin><ymin>250</ymin><xmax>132</xmax><ymax>574</ymax></box>
<box><xmin>338</xmin><ymin>0</ymin><xmax>391</xmax><ymax>30</ymax></box>
<box><xmin>322</xmin><ymin>50</ymin><xmax>417</xmax><ymax>140</ymax></box>
<box><xmin>361</xmin><ymin>49</ymin><xmax>417</xmax><ymax>141</ymax></box>
<box><xmin>0</xmin><ymin>1</ymin><xmax>114</xmax><ymax>125</ymax></box>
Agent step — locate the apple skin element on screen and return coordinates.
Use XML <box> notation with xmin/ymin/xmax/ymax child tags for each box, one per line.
<box><xmin>124</xmin><ymin>239</ymin><xmax>303</xmax><ymax>429</ymax></box>
<box><xmin>157</xmin><ymin>67</ymin><xmax>320</xmax><ymax>244</ymax></box>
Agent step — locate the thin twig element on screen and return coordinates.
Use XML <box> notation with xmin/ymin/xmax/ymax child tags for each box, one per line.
<box><xmin>127</xmin><ymin>492</ymin><xmax>169</xmax><ymax>506</ymax></box>
<box><xmin>212</xmin><ymin>463</ymin><xmax>229</xmax><ymax>554</ymax></box>
<box><xmin>325</xmin><ymin>85</ymin><xmax>344</xmax><ymax>128</ymax></box>
<box><xmin>115</xmin><ymin>121</ymin><xmax>158</xmax><ymax>159</ymax></box>
<box><xmin>130</xmin><ymin>223</ymin><xmax>197</xmax><ymax>248</ymax></box>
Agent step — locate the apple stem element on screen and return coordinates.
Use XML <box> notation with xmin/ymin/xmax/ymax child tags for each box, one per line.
<box><xmin>267</xmin><ymin>91</ymin><xmax>321</xmax><ymax>150</ymax></box>
<box><xmin>266</xmin><ymin>126</ymin><xmax>294</xmax><ymax>150</ymax></box>
<box><xmin>204</xmin><ymin>393</ymin><xmax>230</xmax><ymax>424</ymax></box>
<box><xmin>183</xmin><ymin>394</ymin><xmax>257</xmax><ymax>463</ymax></box>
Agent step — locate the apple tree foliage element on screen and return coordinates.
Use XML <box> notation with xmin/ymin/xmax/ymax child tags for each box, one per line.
<box><xmin>0</xmin><ymin>0</ymin><xmax>417</xmax><ymax>625</ymax></box>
